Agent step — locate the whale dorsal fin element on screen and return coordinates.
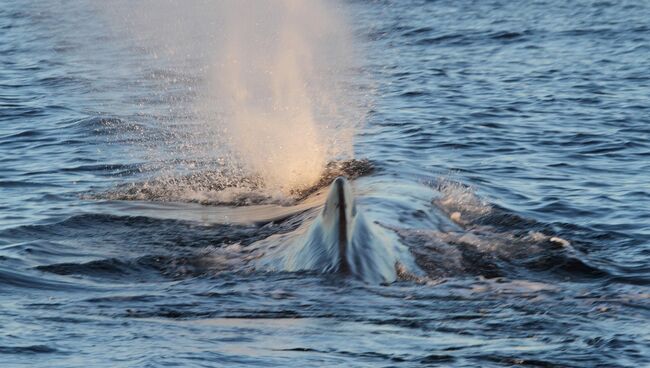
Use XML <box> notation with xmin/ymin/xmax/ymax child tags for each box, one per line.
<box><xmin>322</xmin><ymin>177</ymin><xmax>355</xmax><ymax>273</ymax></box>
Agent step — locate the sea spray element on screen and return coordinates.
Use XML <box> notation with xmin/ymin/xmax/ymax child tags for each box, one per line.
<box><xmin>99</xmin><ymin>0</ymin><xmax>363</xmax><ymax>198</ymax></box>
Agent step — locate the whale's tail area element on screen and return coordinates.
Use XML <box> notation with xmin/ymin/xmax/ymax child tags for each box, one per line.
<box><xmin>286</xmin><ymin>177</ymin><xmax>398</xmax><ymax>283</ymax></box>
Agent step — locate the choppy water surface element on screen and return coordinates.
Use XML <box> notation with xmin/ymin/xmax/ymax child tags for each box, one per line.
<box><xmin>2</xmin><ymin>0</ymin><xmax>650</xmax><ymax>367</ymax></box>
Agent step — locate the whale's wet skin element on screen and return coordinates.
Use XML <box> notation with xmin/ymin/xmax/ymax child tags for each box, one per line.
<box><xmin>253</xmin><ymin>177</ymin><xmax>408</xmax><ymax>284</ymax></box>
<box><xmin>2</xmin><ymin>0</ymin><xmax>650</xmax><ymax>367</ymax></box>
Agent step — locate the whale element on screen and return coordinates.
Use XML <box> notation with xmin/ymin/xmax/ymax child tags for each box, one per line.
<box><xmin>283</xmin><ymin>177</ymin><xmax>399</xmax><ymax>283</ymax></box>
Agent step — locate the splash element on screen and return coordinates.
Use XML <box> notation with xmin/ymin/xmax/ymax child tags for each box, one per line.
<box><xmin>99</xmin><ymin>0</ymin><xmax>363</xmax><ymax>196</ymax></box>
<box><xmin>433</xmin><ymin>177</ymin><xmax>493</xmax><ymax>225</ymax></box>
<box><xmin>208</xmin><ymin>1</ymin><xmax>356</xmax><ymax>193</ymax></box>
<box><xmin>88</xmin><ymin>158</ymin><xmax>374</xmax><ymax>206</ymax></box>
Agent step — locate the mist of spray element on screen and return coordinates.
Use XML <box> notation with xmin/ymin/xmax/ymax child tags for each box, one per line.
<box><xmin>101</xmin><ymin>0</ymin><xmax>363</xmax><ymax>196</ymax></box>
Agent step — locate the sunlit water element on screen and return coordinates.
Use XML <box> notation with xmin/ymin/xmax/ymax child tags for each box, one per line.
<box><xmin>1</xmin><ymin>1</ymin><xmax>650</xmax><ymax>367</ymax></box>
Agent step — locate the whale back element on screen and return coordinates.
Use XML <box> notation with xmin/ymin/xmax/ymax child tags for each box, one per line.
<box><xmin>286</xmin><ymin>177</ymin><xmax>397</xmax><ymax>283</ymax></box>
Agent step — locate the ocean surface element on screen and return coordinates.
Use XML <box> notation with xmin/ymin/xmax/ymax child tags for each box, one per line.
<box><xmin>2</xmin><ymin>0</ymin><xmax>650</xmax><ymax>367</ymax></box>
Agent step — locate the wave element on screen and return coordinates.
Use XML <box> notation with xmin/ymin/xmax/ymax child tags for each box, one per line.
<box><xmin>386</xmin><ymin>177</ymin><xmax>611</xmax><ymax>281</ymax></box>
<box><xmin>64</xmin><ymin>116</ymin><xmax>147</xmax><ymax>136</ymax></box>
<box><xmin>0</xmin><ymin>266</ymin><xmax>90</xmax><ymax>291</ymax></box>
<box><xmin>0</xmin><ymin>345</ymin><xmax>57</xmax><ymax>355</ymax></box>
<box><xmin>8</xmin><ymin>175</ymin><xmax>620</xmax><ymax>288</ymax></box>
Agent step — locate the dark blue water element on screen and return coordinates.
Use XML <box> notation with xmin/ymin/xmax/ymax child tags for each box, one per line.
<box><xmin>2</xmin><ymin>0</ymin><xmax>650</xmax><ymax>367</ymax></box>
